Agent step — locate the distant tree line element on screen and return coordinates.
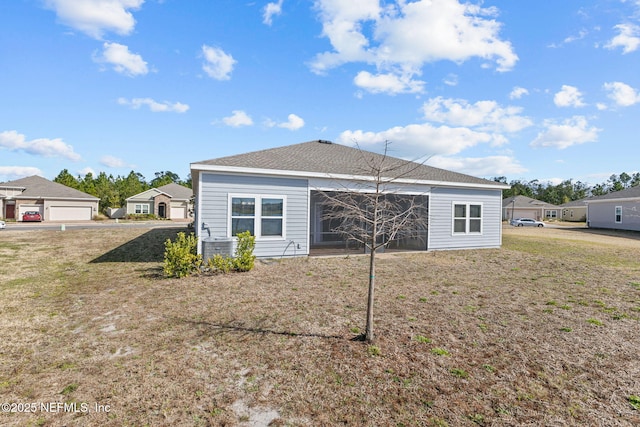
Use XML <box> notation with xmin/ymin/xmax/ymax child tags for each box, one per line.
<box><xmin>53</xmin><ymin>169</ymin><xmax>191</xmax><ymax>213</ymax></box>
<box><xmin>493</xmin><ymin>172</ymin><xmax>640</xmax><ymax>205</ymax></box>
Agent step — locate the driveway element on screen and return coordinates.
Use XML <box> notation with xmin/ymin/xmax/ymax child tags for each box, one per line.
<box><xmin>503</xmin><ymin>222</ymin><xmax>640</xmax><ymax>249</ymax></box>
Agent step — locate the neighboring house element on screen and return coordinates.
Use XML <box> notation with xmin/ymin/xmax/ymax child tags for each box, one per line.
<box><xmin>190</xmin><ymin>140</ymin><xmax>510</xmax><ymax>259</ymax></box>
<box><xmin>559</xmin><ymin>199</ymin><xmax>587</xmax><ymax>222</ymax></box>
<box><xmin>585</xmin><ymin>186</ymin><xmax>640</xmax><ymax>231</ymax></box>
<box><xmin>502</xmin><ymin>195</ymin><xmax>560</xmax><ymax>221</ymax></box>
<box><xmin>124</xmin><ymin>183</ymin><xmax>193</xmax><ymax>219</ymax></box>
<box><xmin>0</xmin><ymin>175</ymin><xmax>99</xmax><ymax>221</ymax></box>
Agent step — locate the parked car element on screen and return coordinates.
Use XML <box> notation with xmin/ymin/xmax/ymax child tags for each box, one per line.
<box><xmin>510</xmin><ymin>218</ymin><xmax>544</xmax><ymax>227</ymax></box>
<box><xmin>22</xmin><ymin>211</ymin><xmax>42</xmax><ymax>222</ymax></box>
<box><xmin>0</xmin><ymin>220</ymin><xmax>5</xmax><ymax>229</ymax></box>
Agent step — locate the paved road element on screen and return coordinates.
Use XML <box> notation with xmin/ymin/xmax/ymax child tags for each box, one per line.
<box><xmin>0</xmin><ymin>220</ymin><xmax>191</xmax><ymax>232</ymax></box>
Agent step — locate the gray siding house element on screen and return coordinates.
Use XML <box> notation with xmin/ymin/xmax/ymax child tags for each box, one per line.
<box><xmin>502</xmin><ymin>195</ymin><xmax>560</xmax><ymax>221</ymax></box>
<box><xmin>585</xmin><ymin>186</ymin><xmax>640</xmax><ymax>231</ymax></box>
<box><xmin>124</xmin><ymin>183</ymin><xmax>193</xmax><ymax>219</ymax></box>
<box><xmin>190</xmin><ymin>140</ymin><xmax>509</xmax><ymax>259</ymax></box>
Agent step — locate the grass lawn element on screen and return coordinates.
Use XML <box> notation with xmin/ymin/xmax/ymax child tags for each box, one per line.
<box><xmin>1</xmin><ymin>225</ymin><xmax>639</xmax><ymax>426</ymax></box>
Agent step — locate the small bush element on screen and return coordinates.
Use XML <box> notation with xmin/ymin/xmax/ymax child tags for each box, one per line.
<box><xmin>232</xmin><ymin>231</ymin><xmax>256</xmax><ymax>272</ymax></box>
<box><xmin>163</xmin><ymin>232</ymin><xmax>202</xmax><ymax>278</ymax></box>
<box><xmin>126</xmin><ymin>213</ymin><xmax>159</xmax><ymax>221</ymax></box>
<box><xmin>207</xmin><ymin>254</ymin><xmax>234</xmax><ymax>274</ymax></box>
<box><xmin>204</xmin><ymin>231</ymin><xmax>256</xmax><ymax>274</ymax></box>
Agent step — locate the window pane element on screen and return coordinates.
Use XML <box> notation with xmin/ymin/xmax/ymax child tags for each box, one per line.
<box><xmin>454</xmin><ymin>204</ymin><xmax>466</xmax><ymax>218</ymax></box>
<box><xmin>261</xmin><ymin>218</ymin><xmax>283</xmax><ymax>236</ymax></box>
<box><xmin>262</xmin><ymin>198</ymin><xmax>283</xmax><ymax>217</ymax></box>
<box><xmin>470</xmin><ymin>205</ymin><xmax>481</xmax><ymax>218</ymax></box>
<box><xmin>470</xmin><ymin>219</ymin><xmax>481</xmax><ymax>233</ymax></box>
<box><xmin>232</xmin><ymin>218</ymin><xmax>254</xmax><ymax>236</ymax></box>
<box><xmin>454</xmin><ymin>219</ymin><xmax>466</xmax><ymax>233</ymax></box>
<box><xmin>232</xmin><ymin>198</ymin><xmax>255</xmax><ymax>216</ymax></box>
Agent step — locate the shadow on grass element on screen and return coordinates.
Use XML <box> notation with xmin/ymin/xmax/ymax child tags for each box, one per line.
<box><xmin>90</xmin><ymin>227</ymin><xmax>185</xmax><ymax>263</ymax></box>
<box><xmin>182</xmin><ymin>319</ymin><xmax>344</xmax><ymax>340</ymax></box>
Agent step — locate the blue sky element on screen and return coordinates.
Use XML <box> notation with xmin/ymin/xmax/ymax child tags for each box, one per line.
<box><xmin>1</xmin><ymin>0</ymin><xmax>639</xmax><ymax>186</ymax></box>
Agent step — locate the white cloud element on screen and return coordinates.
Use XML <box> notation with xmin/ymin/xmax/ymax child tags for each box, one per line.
<box><xmin>201</xmin><ymin>45</ymin><xmax>236</xmax><ymax>80</ymax></box>
<box><xmin>222</xmin><ymin>110</ymin><xmax>254</xmax><ymax>127</ymax></box>
<box><xmin>605</xmin><ymin>23</ymin><xmax>640</xmax><ymax>54</ymax></box>
<box><xmin>117</xmin><ymin>97</ymin><xmax>189</xmax><ymax>112</ymax></box>
<box><xmin>270</xmin><ymin>114</ymin><xmax>305</xmax><ymax>130</ymax></box>
<box><xmin>554</xmin><ymin>85</ymin><xmax>586</xmax><ymax>108</ymax></box>
<box><xmin>263</xmin><ymin>0</ymin><xmax>284</xmax><ymax>26</ymax></box>
<box><xmin>310</xmin><ymin>0</ymin><xmax>517</xmax><ymax>94</ymax></box>
<box><xmin>443</xmin><ymin>73</ymin><xmax>458</xmax><ymax>87</ymax></box>
<box><xmin>428</xmin><ymin>155</ymin><xmax>527</xmax><ymax>177</ymax></box>
<box><xmin>0</xmin><ymin>130</ymin><xmax>81</xmax><ymax>161</ymax></box>
<box><xmin>337</xmin><ymin>123</ymin><xmax>493</xmax><ymax>157</ymax></box>
<box><xmin>603</xmin><ymin>81</ymin><xmax>640</xmax><ymax>106</ymax></box>
<box><xmin>78</xmin><ymin>167</ymin><xmax>96</xmax><ymax>176</ymax></box>
<box><xmin>95</xmin><ymin>42</ymin><xmax>148</xmax><ymax>76</ymax></box>
<box><xmin>530</xmin><ymin>116</ymin><xmax>600</xmax><ymax>149</ymax></box>
<box><xmin>44</xmin><ymin>0</ymin><xmax>144</xmax><ymax>39</ymax></box>
<box><xmin>353</xmin><ymin>71</ymin><xmax>424</xmax><ymax>94</ymax></box>
<box><xmin>100</xmin><ymin>155</ymin><xmax>130</xmax><ymax>168</ymax></box>
<box><xmin>509</xmin><ymin>86</ymin><xmax>529</xmax><ymax>100</ymax></box>
<box><xmin>421</xmin><ymin>97</ymin><xmax>533</xmax><ymax>134</ymax></box>
<box><xmin>0</xmin><ymin>166</ymin><xmax>43</xmax><ymax>181</ymax></box>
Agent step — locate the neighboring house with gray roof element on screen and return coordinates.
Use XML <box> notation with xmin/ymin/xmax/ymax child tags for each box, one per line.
<box><xmin>585</xmin><ymin>186</ymin><xmax>640</xmax><ymax>231</ymax></box>
<box><xmin>559</xmin><ymin>199</ymin><xmax>587</xmax><ymax>222</ymax></box>
<box><xmin>0</xmin><ymin>175</ymin><xmax>99</xmax><ymax>221</ymax></box>
<box><xmin>502</xmin><ymin>195</ymin><xmax>560</xmax><ymax>222</ymax></box>
<box><xmin>190</xmin><ymin>140</ymin><xmax>510</xmax><ymax>259</ymax></box>
<box><xmin>123</xmin><ymin>183</ymin><xmax>193</xmax><ymax>219</ymax></box>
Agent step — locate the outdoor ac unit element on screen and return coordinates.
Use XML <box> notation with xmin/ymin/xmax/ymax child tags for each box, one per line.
<box><xmin>202</xmin><ymin>237</ymin><xmax>234</xmax><ymax>260</ymax></box>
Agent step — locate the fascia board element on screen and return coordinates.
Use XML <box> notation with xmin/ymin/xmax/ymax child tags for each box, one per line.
<box><xmin>191</xmin><ymin>164</ymin><xmax>510</xmax><ymax>191</ymax></box>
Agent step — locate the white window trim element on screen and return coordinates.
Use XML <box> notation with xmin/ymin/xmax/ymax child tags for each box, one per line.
<box><xmin>135</xmin><ymin>204</ymin><xmax>150</xmax><ymax>214</ymax></box>
<box><xmin>615</xmin><ymin>206</ymin><xmax>622</xmax><ymax>223</ymax></box>
<box><xmin>228</xmin><ymin>194</ymin><xmax>286</xmax><ymax>240</ymax></box>
<box><xmin>452</xmin><ymin>202</ymin><xmax>483</xmax><ymax>235</ymax></box>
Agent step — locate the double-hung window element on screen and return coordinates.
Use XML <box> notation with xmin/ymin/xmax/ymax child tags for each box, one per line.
<box><xmin>230</xmin><ymin>195</ymin><xmax>285</xmax><ymax>238</ymax></box>
<box><xmin>615</xmin><ymin>206</ymin><xmax>622</xmax><ymax>223</ymax></box>
<box><xmin>135</xmin><ymin>204</ymin><xmax>150</xmax><ymax>214</ymax></box>
<box><xmin>453</xmin><ymin>203</ymin><xmax>482</xmax><ymax>234</ymax></box>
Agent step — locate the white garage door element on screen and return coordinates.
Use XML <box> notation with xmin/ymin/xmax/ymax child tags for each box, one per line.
<box><xmin>170</xmin><ymin>206</ymin><xmax>186</xmax><ymax>219</ymax></box>
<box><xmin>50</xmin><ymin>206</ymin><xmax>93</xmax><ymax>221</ymax></box>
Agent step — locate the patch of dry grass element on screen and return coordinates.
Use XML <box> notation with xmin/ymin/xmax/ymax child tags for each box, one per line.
<box><xmin>1</xmin><ymin>226</ymin><xmax>639</xmax><ymax>426</ymax></box>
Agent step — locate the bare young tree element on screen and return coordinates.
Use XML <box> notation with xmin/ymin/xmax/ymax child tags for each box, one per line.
<box><xmin>318</xmin><ymin>142</ymin><xmax>429</xmax><ymax>342</ymax></box>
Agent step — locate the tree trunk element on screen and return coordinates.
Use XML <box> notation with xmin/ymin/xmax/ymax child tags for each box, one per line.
<box><xmin>365</xmin><ymin>248</ymin><xmax>376</xmax><ymax>342</ymax></box>
<box><xmin>365</xmin><ymin>200</ymin><xmax>378</xmax><ymax>342</ymax></box>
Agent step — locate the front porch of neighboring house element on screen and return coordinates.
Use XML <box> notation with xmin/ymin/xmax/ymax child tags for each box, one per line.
<box><xmin>308</xmin><ymin>191</ymin><xmax>429</xmax><ymax>256</ymax></box>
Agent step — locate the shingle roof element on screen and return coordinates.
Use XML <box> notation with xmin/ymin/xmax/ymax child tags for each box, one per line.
<box><xmin>192</xmin><ymin>140</ymin><xmax>504</xmax><ymax>187</ymax></box>
<box><xmin>558</xmin><ymin>199</ymin><xmax>587</xmax><ymax>207</ymax></box>
<box><xmin>502</xmin><ymin>195</ymin><xmax>559</xmax><ymax>208</ymax></box>
<box><xmin>156</xmin><ymin>183</ymin><xmax>193</xmax><ymax>200</ymax></box>
<box><xmin>0</xmin><ymin>175</ymin><xmax>99</xmax><ymax>200</ymax></box>
<box><xmin>586</xmin><ymin>185</ymin><xmax>640</xmax><ymax>202</ymax></box>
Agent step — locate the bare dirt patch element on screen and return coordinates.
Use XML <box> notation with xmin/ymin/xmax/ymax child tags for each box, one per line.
<box><xmin>1</xmin><ymin>226</ymin><xmax>639</xmax><ymax>426</ymax></box>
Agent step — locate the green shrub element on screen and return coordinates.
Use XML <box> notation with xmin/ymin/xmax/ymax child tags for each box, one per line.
<box><xmin>204</xmin><ymin>231</ymin><xmax>256</xmax><ymax>274</ymax></box>
<box><xmin>207</xmin><ymin>253</ymin><xmax>234</xmax><ymax>273</ymax></box>
<box><xmin>232</xmin><ymin>231</ymin><xmax>256</xmax><ymax>272</ymax></box>
<box><xmin>163</xmin><ymin>232</ymin><xmax>202</xmax><ymax>278</ymax></box>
